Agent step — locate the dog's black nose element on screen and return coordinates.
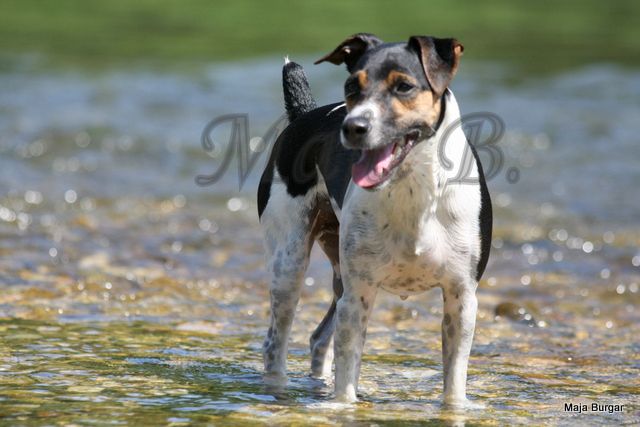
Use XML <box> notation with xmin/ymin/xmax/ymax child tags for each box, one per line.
<box><xmin>342</xmin><ymin>117</ymin><xmax>370</xmax><ymax>141</ymax></box>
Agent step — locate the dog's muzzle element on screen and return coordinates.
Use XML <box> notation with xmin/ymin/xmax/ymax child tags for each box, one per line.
<box><xmin>341</xmin><ymin>115</ymin><xmax>371</xmax><ymax>147</ymax></box>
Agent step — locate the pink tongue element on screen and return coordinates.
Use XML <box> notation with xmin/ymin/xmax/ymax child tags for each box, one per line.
<box><xmin>351</xmin><ymin>143</ymin><xmax>396</xmax><ymax>188</ymax></box>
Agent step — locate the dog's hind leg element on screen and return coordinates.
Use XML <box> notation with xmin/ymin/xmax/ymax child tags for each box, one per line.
<box><xmin>310</xmin><ymin>230</ymin><xmax>342</xmax><ymax>378</ymax></box>
<box><xmin>261</xmin><ymin>187</ymin><xmax>315</xmax><ymax>385</ymax></box>
<box><xmin>309</xmin><ymin>290</ymin><xmax>336</xmax><ymax>379</ymax></box>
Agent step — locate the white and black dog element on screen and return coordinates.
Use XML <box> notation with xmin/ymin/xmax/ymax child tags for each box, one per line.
<box><xmin>257</xmin><ymin>33</ymin><xmax>492</xmax><ymax>405</ymax></box>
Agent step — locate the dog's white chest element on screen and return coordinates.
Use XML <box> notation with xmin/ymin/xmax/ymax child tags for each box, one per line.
<box><xmin>375</xmin><ymin>212</ymin><xmax>454</xmax><ymax>296</ymax></box>
<box><xmin>341</xmin><ymin>179</ymin><xmax>462</xmax><ymax>297</ymax></box>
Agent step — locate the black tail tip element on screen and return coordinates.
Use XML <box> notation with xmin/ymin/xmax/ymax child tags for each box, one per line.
<box><xmin>282</xmin><ymin>60</ymin><xmax>317</xmax><ymax>123</ymax></box>
<box><xmin>283</xmin><ymin>59</ymin><xmax>302</xmax><ymax>71</ymax></box>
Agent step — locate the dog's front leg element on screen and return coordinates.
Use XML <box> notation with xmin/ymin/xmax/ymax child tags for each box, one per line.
<box><xmin>441</xmin><ymin>280</ymin><xmax>478</xmax><ymax>406</ymax></box>
<box><xmin>334</xmin><ymin>276</ymin><xmax>378</xmax><ymax>402</ymax></box>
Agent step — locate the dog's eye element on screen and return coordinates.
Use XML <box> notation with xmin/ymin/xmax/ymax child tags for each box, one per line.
<box><xmin>395</xmin><ymin>81</ymin><xmax>415</xmax><ymax>94</ymax></box>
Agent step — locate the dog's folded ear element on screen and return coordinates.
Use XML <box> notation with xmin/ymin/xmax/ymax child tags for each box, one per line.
<box><xmin>315</xmin><ymin>33</ymin><xmax>383</xmax><ymax>72</ymax></box>
<box><xmin>408</xmin><ymin>36</ymin><xmax>464</xmax><ymax>99</ymax></box>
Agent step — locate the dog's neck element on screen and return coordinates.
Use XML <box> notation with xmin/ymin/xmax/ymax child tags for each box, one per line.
<box><xmin>414</xmin><ymin>89</ymin><xmax>466</xmax><ymax>181</ymax></box>
<box><xmin>370</xmin><ymin>90</ymin><xmax>467</xmax><ymax>232</ymax></box>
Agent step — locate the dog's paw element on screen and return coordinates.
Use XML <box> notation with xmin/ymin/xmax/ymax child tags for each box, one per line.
<box><xmin>333</xmin><ymin>396</ymin><xmax>358</xmax><ymax>404</ymax></box>
<box><xmin>333</xmin><ymin>383</ymin><xmax>359</xmax><ymax>403</ymax></box>
<box><xmin>333</xmin><ymin>392</ymin><xmax>358</xmax><ymax>404</ymax></box>
<box><xmin>263</xmin><ymin>372</ymin><xmax>288</xmax><ymax>387</ymax></box>
<box><xmin>333</xmin><ymin>384</ymin><xmax>358</xmax><ymax>404</ymax></box>
<box><xmin>443</xmin><ymin>396</ymin><xmax>485</xmax><ymax>410</ymax></box>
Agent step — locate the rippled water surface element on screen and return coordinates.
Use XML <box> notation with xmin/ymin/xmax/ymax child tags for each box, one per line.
<box><xmin>0</xmin><ymin>58</ymin><xmax>638</xmax><ymax>425</ymax></box>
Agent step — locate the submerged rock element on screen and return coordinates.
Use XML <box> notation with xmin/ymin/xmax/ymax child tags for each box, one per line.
<box><xmin>494</xmin><ymin>301</ymin><xmax>545</xmax><ymax>327</ymax></box>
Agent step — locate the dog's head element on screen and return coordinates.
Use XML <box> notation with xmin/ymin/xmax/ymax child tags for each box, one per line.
<box><xmin>315</xmin><ymin>34</ymin><xmax>463</xmax><ymax>189</ymax></box>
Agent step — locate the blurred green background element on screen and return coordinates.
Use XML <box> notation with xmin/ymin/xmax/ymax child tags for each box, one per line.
<box><xmin>1</xmin><ymin>0</ymin><xmax>639</xmax><ymax>70</ymax></box>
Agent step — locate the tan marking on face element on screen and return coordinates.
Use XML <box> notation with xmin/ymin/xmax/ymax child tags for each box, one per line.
<box><xmin>345</xmin><ymin>97</ymin><xmax>356</xmax><ymax>110</ymax></box>
<box><xmin>390</xmin><ymin>89</ymin><xmax>441</xmax><ymax>129</ymax></box>
<box><xmin>345</xmin><ymin>70</ymin><xmax>369</xmax><ymax>110</ymax></box>
<box><xmin>384</xmin><ymin>70</ymin><xmax>440</xmax><ymax>127</ymax></box>
<box><xmin>357</xmin><ymin>70</ymin><xmax>369</xmax><ymax>89</ymax></box>
<box><xmin>345</xmin><ymin>92</ymin><xmax>360</xmax><ymax>111</ymax></box>
<box><xmin>384</xmin><ymin>70</ymin><xmax>418</xmax><ymax>89</ymax></box>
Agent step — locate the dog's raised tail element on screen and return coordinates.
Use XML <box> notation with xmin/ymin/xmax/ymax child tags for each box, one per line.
<box><xmin>282</xmin><ymin>57</ymin><xmax>317</xmax><ymax>122</ymax></box>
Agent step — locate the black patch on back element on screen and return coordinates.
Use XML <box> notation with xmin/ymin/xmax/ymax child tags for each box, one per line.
<box><xmin>257</xmin><ymin>103</ymin><xmax>355</xmax><ymax>218</ymax></box>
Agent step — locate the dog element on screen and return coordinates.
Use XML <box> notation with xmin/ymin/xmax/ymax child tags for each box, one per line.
<box><xmin>257</xmin><ymin>33</ymin><xmax>492</xmax><ymax>406</ymax></box>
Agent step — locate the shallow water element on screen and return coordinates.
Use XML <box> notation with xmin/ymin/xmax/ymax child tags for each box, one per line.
<box><xmin>0</xmin><ymin>57</ymin><xmax>639</xmax><ymax>425</ymax></box>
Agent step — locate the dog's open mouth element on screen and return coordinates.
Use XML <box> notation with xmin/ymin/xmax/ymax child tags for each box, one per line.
<box><xmin>351</xmin><ymin>130</ymin><xmax>421</xmax><ymax>189</ymax></box>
